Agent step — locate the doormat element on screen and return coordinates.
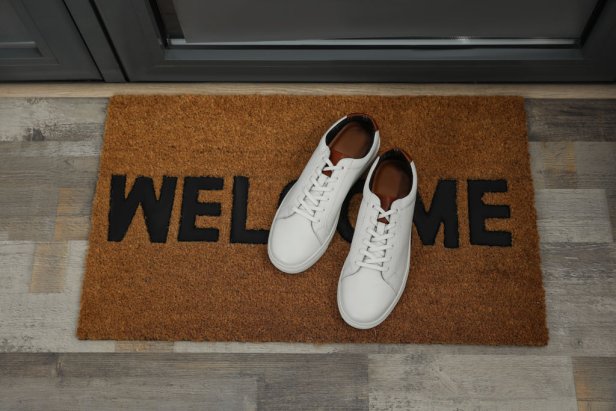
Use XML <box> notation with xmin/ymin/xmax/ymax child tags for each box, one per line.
<box><xmin>78</xmin><ymin>95</ymin><xmax>547</xmax><ymax>345</ymax></box>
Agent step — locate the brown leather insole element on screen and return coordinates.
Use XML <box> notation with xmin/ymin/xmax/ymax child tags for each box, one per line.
<box><xmin>328</xmin><ymin>122</ymin><xmax>373</xmax><ymax>159</ymax></box>
<box><xmin>372</xmin><ymin>159</ymin><xmax>413</xmax><ymax>211</ymax></box>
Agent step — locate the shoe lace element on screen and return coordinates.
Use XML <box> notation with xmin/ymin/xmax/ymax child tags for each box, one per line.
<box><xmin>357</xmin><ymin>206</ymin><xmax>397</xmax><ymax>272</ymax></box>
<box><xmin>292</xmin><ymin>156</ymin><xmax>343</xmax><ymax>223</ymax></box>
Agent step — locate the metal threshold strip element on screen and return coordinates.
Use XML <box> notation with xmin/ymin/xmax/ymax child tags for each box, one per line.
<box><xmin>169</xmin><ymin>37</ymin><xmax>576</xmax><ymax>47</ymax></box>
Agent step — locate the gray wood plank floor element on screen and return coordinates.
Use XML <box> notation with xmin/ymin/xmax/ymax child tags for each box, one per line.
<box><xmin>0</xmin><ymin>97</ymin><xmax>614</xmax><ymax>410</ymax></box>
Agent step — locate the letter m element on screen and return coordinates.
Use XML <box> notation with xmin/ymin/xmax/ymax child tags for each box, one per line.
<box><xmin>413</xmin><ymin>179</ymin><xmax>460</xmax><ymax>248</ymax></box>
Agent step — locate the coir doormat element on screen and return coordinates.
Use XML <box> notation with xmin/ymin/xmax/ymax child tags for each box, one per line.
<box><xmin>78</xmin><ymin>95</ymin><xmax>547</xmax><ymax>345</ymax></box>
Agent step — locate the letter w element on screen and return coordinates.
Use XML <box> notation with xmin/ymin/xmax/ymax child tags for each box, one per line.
<box><xmin>107</xmin><ymin>175</ymin><xmax>177</xmax><ymax>243</ymax></box>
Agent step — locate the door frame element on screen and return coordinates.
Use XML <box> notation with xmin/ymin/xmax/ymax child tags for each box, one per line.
<box><xmin>64</xmin><ymin>0</ymin><xmax>125</xmax><ymax>82</ymax></box>
<box><xmin>95</xmin><ymin>0</ymin><xmax>616</xmax><ymax>82</ymax></box>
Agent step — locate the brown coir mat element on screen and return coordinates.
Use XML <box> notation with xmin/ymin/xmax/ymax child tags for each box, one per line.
<box><xmin>78</xmin><ymin>95</ymin><xmax>547</xmax><ymax>346</ymax></box>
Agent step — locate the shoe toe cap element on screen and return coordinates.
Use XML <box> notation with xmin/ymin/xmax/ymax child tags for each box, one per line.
<box><xmin>269</xmin><ymin>214</ymin><xmax>322</xmax><ymax>268</ymax></box>
<box><xmin>339</xmin><ymin>269</ymin><xmax>397</xmax><ymax>327</ymax></box>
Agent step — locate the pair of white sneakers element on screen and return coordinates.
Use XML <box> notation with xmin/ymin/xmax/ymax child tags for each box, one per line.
<box><xmin>268</xmin><ymin>114</ymin><xmax>418</xmax><ymax>329</ymax></box>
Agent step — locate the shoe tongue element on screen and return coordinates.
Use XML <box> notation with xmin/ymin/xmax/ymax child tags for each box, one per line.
<box><xmin>376</xmin><ymin>195</ymin><xmax>396</xmax><ymax>223</ymax></box>
<box><xmin>322</xmin><ymin>148</ymin><xmax>347</xmax><ymax>177</ymax></box>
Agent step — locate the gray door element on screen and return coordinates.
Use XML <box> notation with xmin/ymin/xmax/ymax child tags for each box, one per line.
<box><xmin>0</xmin><ymin>0</ymin><xmax>100</xmax><ymax>81</ymax></box>
<box><xmin>95</xmin><ymin>0</ymin><xmax>616</xmax><ymax>82</ymax></box>
<box><xmin>172</xmin><ymin>0</ymin><xmax>597</xmax><ymax>43</ymax></box>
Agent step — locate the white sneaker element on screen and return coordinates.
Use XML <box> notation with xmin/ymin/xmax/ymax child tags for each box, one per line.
<box><xmin>337</xmin><ymin>148</ymin><xmax>418</xmax><ymax>329</ymax></box>
<box><xmin>268</xmin><ymin>114</ymin><xmax>380</xmax><ymax>274</ymax></box>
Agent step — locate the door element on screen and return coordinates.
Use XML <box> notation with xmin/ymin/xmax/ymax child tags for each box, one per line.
<box><xmin>94</xmin><ymin>0</ymin><xmax>616</xmax><ymax>81</ymax></box>
<box><xmin>0</xmin><ymin>0</ymin><xmax>100</xmax><ymax>81</ymax></box>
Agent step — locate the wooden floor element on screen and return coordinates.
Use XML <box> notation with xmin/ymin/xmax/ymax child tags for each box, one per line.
<box><xmin>0</xmin><ymin>84</ymin><xmax>615</xmax><ymax>410</ymax></box>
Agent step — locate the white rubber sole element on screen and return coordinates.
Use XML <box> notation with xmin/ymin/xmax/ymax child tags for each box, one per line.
<box><xmin>267</xmin><ymin>209</ymin><xmax>340</xmax><ymax>274</ymax></box>
<box><xmin>337</xmin><ymin>251</ymin><xmax>411</xmax><ymax>330</ymax></box>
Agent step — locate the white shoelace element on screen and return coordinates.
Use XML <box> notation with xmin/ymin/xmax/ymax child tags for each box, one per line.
<box><xmin>357</xmin><ymin>206</ymin><xmax>397</xmax><ymax>272</ymax></box>
<box><xmin>292</xmin><ymin>157</ymin><xmax>342</xmax><ymax>223</ymax></box>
